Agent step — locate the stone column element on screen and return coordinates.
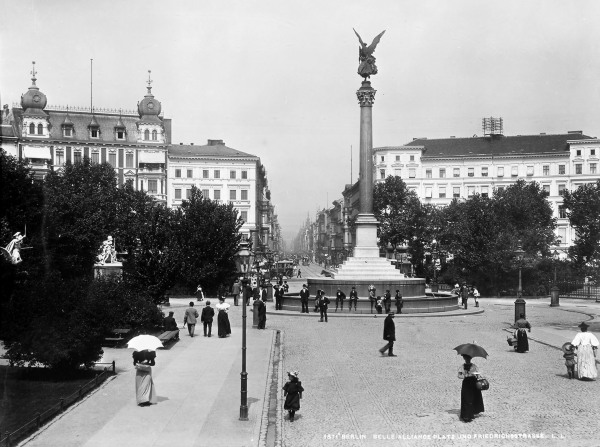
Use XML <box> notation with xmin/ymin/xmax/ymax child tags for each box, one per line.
<box><xmin>354</xmin><ymin>80</ymin><xmax>380</xmax><ymax>258</ymax></box>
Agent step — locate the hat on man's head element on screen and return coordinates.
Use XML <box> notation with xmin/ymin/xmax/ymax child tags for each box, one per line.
<box><xmin>302</xmin><ymin>284</ymin><xmax>307</xmax><ymax>287</ymax></box>
<box><xmin>287</xmin><ymin>370</ymin><xmax>299</xmax><ymax>378</ymax></box>
<box><xmin>579</xmin><ymin>321</ymin><xmax>590</xmax><ymax>330</ymax></box>
<box><xmin>352</xmin><ymin>286</ymin><xmax>356</xmax><ymax>289</ymax></box>
<box><xmin>168</xmin><ymin>311</ymin><xmax>174</xmax><ymax>315</ymax></box>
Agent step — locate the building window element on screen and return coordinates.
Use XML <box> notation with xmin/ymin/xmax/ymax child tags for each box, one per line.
<box><xmin>29</xmin><ymin>123</ymin><xmax>35</xmax><ymax>134</ymax></box>
<box><xmin>558</xmin><ymin>205</ymin><xmax>567</xmax><ymax>219</ymax></box>
<box><xmin>543</xmin><ymin>165</ymin><xmax>549</xmax><ymax>176</ymax></box>
<box><xmin>214</xmin><ymin>170</ymin><xmax>220</xmax><ymax>179</ymax></box>
<box><xmin>496</xmin><ymin>186</ymin><xmax>505</xmax><ymax>192</ymax></box>
<box><xmin>395</xmin><ymin>155</ymin><xmax>400</xmax><ymax>161</ymax></box>
<box><xmin>108</xmin><ymin>152</ymin><xmax>117</xmax><ymax>167</ymax></box>
<box><xmin>466</xmin><ymin>167</ymin><xmax>473</xmax><ymax>177</ymax></box>
<box><xmin>498</xmin><ymin>166</ymin><xmax>504</xmax><ymax>177</ymax></box>
<box><xmin>511</xmin><ymin>166</ymin><xmax>518</xmax><ymax>177</ymax></box>
<box><xmin>144</xmin><ymin>129</ymin><xmax>149</xmax><ymax>140</ymax></box>
<box><xmin>230</xmin><ymin>190</ymin><xmax>237</xmax><ymax>200</ymax></box>
<box><xmin>467</xmin><ymin>186</ymin><xmax>475</xmax><ymax>197</ymax></box>
<box><xmin>148</xmin><ymin>180</ymin><xmax>158</xmax><ymax>194</ymax></box>
<box><xmin>187</xmin><ymin>169</ymin><xmax>193</xmax><ymax>178</ymax></box>
<box><xmin>380</xmin><ymin>156</ymin><xmax>384</xmax><ymax>162</ymax></box>
<box><xmin>453</xmin><ymin>168</ymin><xmax>460</xmax><ymax>177</ymax></box>
<box><xmin>557</xmin><ymin>228</ymin><xmax>567</xmax><ymax>244</ymax></box>
<box><xmin>526</xmin><ymin>166</ymin><xmax>534</xmax><ymax>176</ymax></box>
<box><xmin>576</xmin><ymin>149</ymin><xmax>581</xmax><ymax>156</ymax></box>
<box><xmin>439</xmin><ymin>186</ymin><xmax>446</xmax><ymax>198</ymax></box>
<box><xmin>116</xmin><ymin>130</ymin><xmax>125</xmax><ymax>140</ymax></box>
<box><xmin>126</xmin><ymin>152</ymin><xmax>134</xmax><ymax>168</ymax></box>
<box><xmin>64</xmin><ymin>127</ymin><xmax>73</xmax><ymax>137</ymax></box>
<box><xmin>186</xmin><ymin>189</ymin><xmax>192</xmax><ymax>199</ymax></box>
<box><xmin>37</xmin><ymin>123</ymin><xmax>43</xmax><ymax>135</ymax></box>
<box><xmin>559</xmin><ymin>165</ymin><xmax>565</xmax><ymax>175</ymax></box>
<box><xmin>410</xmin><ymin>155</ymin><xmax>415</xmax><ymax>162</ymax></box>
<box><xmin>409</xmin><ymin>168</ymin><xmax>416</xmax><ymax>178</ymax></box>
<box><xmin>394</xmin><ymin>169</ymin><xmax>402</xmax><ymax>177</ymax></box>
<box><xmin>202</xmin><ymin>189</ymin><xmax>209</xmax><ymax>198</ymax></box>
<box><xmin>425</xmin><ymin>187</ymin><xmax>432</xmax><ymax>198</ymax></box>
<box><xmin>481</xmin><ymin>167</ymin><xmax>488</xmax><ymax>177</ymax></box>
<box><xmin>74</xmin><ymin>150</ymin><xmax>82</xmax><ymax>164</ymax></box>
<box><xmin>543</xmin><ymin>184</ymin><xmax>550</xmax><ymax>194</ymax></box>
<box><xmin>175</xmin><ymin>189</ymin><xmax>182</xmax><ymax>199</ymax></box>
<box><xmin>214</xmin><ymin>189</ymin><xmax>221</xmax><ymax>200</ymax></box>
<box><xmin>203</xmin><ymin>170</ymin><xmax>209</xmax><ymax>179</ymax></box>
<box><xmin>558</xmin><ymin>184</ymin><xmax>566</xmax><ymax>195</ymax></box>
<box><xmin>380</xmin><ymin>169</ymin><xmax>386</xmax><ymax>179</ymax></box>
<box><xmin>230</xmin><ymin>170</ymin><xmax>236</xmax><ymax>179</ymax></box>
<box><xmin>152</xmin><ymin>130</ymin><xmax>157</xmax><ymax>141</ymax></box>
<box><xmin>453</xmin><ymin>187</ymin><xmax>460</xmax><ymax>198</ymax></box>
<box><xmin>91</xmin><ymin>151</ymin><xmax>100</xmax><ymax>164</ymax></box>
<box><xmin>90</xmin><ymin>129</ymin><xmax>99</xmax><ymax>138</ymax></box>
<box><xmin>439</xmin><ymin>168</ymin><xmax>446</xmax><ymax>178</ymax></box>
<box><xmin>591</xmin><ymin>149</ymin><xmax>596</xmax><ymax>156</ymax></box>
<box><xmin>241</xmin><ymin>210</ymin><xmax>248</xmax><ymax>222</ymax></box>
<box><xmin>481</xmin><ymin>186</ymin><xmax>489</xmax><ymax>198</ymax></box>
<box><xmin>175</xmin><ymin>169</ymin><xmax>181</xmax><ymax>178</ymax></box>
<box><xmin>591</xmin><ymin>163</ymin><xmax>597</xmax><ymax>174</ymax></box>
<box><xmin>241</xmin><ymin>170</ymin><xmax>248</xmax><ymax>179</ymax></box>
<box><xmin>426</xmin><ymin>169</ymin><xmax>432</xmax><ymax>178</ymax></box>
<box><xmin>55</xmin><ymin>150</ymin><xmax>64</xmax><ymax>166</ymax></box>
<box><xmin>241</xmin><ymin>190</ymin><xmax>248</xmax><ymax>200</ymax></box>
<box><xmin>575</xmin><ymin>164</ymin><xmax>582</xmax><ymax>174</ymax></box>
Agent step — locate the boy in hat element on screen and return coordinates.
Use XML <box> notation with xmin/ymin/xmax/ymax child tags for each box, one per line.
<box><xmin>562</xmin><ymin>342</ymin><xmax>576</xmax><ymax>379</ymax></box>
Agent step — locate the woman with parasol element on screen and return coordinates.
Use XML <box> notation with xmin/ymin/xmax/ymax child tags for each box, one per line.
<box><xmin>454</xmin><ymin>343</ymin><xmax>487</xmax><ymax>422</ymax></box>
<box><xmin>128</xmin><ymin>335</ymin><xmax>163</xmax><ymax>406</ymax></box>
<box><xmin>571</xmin><ymin>321</ymin><xmax>598</xmax><ymax>380</ymax></box>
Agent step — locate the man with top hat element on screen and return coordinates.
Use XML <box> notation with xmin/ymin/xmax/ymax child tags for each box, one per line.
<box><xmin>348</xmin><ymin>286</ymin><xmax>358</xmax><ymax>311</ymax></box>
<box><xmin>335</xmin><ymin>288</ymin><xmax>346</xmax><ymax>312</ymax></box>
<box><xmin>299</xmin><ymin>284</ymin><xmax>310</xmax><ymax>313</ymax></box>
<box><xmin>379</xmin><ymin>311</ymin><xmax>396</xmax><ymax>357</ymax></box>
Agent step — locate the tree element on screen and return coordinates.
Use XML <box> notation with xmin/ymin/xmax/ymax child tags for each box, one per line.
<box><xmin>176</xmin><ymin>187</ymin><xmax>243</xmax><ymax>294</ymax></box>
<box><xmin>563</xmin><ymin>180</ymin><xmax>600</xmax><ymax>278</ymax></box>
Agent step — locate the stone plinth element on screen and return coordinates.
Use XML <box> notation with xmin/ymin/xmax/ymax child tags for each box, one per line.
<box><xmin>94</xmin><ymin>263</ymin><xmax>123</xmax><ymax>278</ymax></box>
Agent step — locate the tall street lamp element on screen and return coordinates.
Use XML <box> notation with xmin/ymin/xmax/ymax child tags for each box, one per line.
<box><xmin>550</xmin><ymin>249</ymin><xmax>560</xmax><ymax>307</ymax></box>
<box><xmin>514</xmin><ymin>239</ymin><xmax>526</xmax><ymax>322</ymax></box>
<box><xmin>431</xmin><ymin>239</ymin><xmax>439</xmax><ymax>293</ymax></box>
<box><xmin>235</xmin><ymin>241</ymin><xmax>251</xmax><ymax>421</ymax></box>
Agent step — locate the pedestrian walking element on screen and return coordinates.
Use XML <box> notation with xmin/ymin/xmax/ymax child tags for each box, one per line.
<box><xmin>297</xmin><ymin>268</ymin><xmax>302</xmax><ymax>278</ymax></box>
<box><xmin>183</xmin><ymin>301</ymin><xmax>199</xmax><ymax>337</ymax></box>
<box><xmin>232</xmin><ymin>279</ymin><xmax>241</xmax><ymax>306</ymax></box>
<box><xmin>216</xmin><ymin>297</ymin><xmax>231</xmax><ymax>338</ymax></box>
<box><xmin>458</xmin><ymin>354</ymin><xmax>484</xmax><ymax>422</ymax></box>
<box><xmin>257</xmin><ymin>297</ymin><xmax>267</xmax><ymax>329</ymax></box>
<box><xmin>513</xmin><ymin>313</ymin><xmax>531</xmax><ymax>353</ymax></box>
<box><xmin>200</xmin><ymin>300</ymin><xmax>215</xmax><ymax>337</ymax></box>
<box><xmin>244</xmin><ymin>281</ymin><xmax>252</xmax><ymax>306</ymax></box>
<box><xmin>472</xmin><ymin>286</ymin><xmax>480</xmax><ymax>307</ymax></box>
<box><xmin>195</xmin><ymin>285</ymin><xmax>204</xmax><ymax>302</ymax></box>
<box><xmin>163</xmin><ymin>311</ymin><xmax>179</xmax><ymax>340</ymax></box>
<box><xmin>384</xmin><ymin>289</ymin><xmax>392</xmax><ymax>314</ymax></box>
<box><xmin>133</xmin><ymin>350</ymin><xmax>157</xmax><ymax>406</ymax></box>
<box><xmin>395</xmin><ymin>290</ymin><xmax>403</xmax><ymax>314</ymax></box>
<box><xmin>460</xmin><ymin>283</ymin><xmax>469</xmax><ymax>309</ymax></box>
<box><xmin>283</xmin><ymin>371</ymin><xmax>304</xmax><ymax>422</ymax></box>
<box><xmin>571</xmin><ymin>321</ymin><xmax>599</xmax><ymax>380</ymax></box>
<box><xmin>300</xmin><ymin>284</ymin><xmax>310</xmax><ymax>313</ymax></box>
<box><xmin>379</xmin><ymin>312</ymin><xmax>396</xmax><ymax>357</ymax></box>
<box><xmin>335</xmin><ymin>288</ymin><xmax>346</xmax><ymax>311</ymax></box>
<box><xmin>317</xmin><ymin>293</ymin><xmax>330</xmax><ymax>322</ymax></box>
<box><xmin>348</xmin><ymin>286</ymin><xmax>358</xmax><ymax>311</ymax></box>
<box><xmin>369</xmin><ymin>286</ymin><xmax>377</xmax><ymax>314</ymax></box>
<box><xmin>562</xmin><ymin>342</ymin><xmax>576</xmax><ymax>379</ymax></box>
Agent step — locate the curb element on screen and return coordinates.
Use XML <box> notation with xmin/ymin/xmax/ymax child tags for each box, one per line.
<box><xmin>265</xmin><ymin>309</ymin><xmax>485</xmax><ymax>318</ymax></box>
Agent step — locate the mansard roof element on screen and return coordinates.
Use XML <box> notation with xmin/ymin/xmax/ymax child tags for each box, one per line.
<box><xmin>402</xmin><ymin>132</ymin><xmax>593</xmax><ymax>158</ymax></box>
<box><xmin>169</xmin><ymin>142</ymin><xmax>258</xmax><ymax>159</ymax></box>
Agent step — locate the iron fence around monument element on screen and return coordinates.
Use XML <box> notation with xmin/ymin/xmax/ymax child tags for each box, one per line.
<box><xmin>557</xmin><ymin>280</ymin><xmax>600</xmax><ymax>301</ymax></box>
<box><xmin>0</xmin><ymin>362</ymin><xmax>115</xmax><ymax>447</ymax></box>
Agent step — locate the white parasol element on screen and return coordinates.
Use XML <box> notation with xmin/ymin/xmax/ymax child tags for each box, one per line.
<box><xmin>127</xmin><ymin>334</ymin><xmax>163</xmax><ymax>351</ymax></box>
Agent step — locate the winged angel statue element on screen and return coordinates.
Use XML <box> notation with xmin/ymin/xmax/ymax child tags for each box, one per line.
<box><xmin>353</xmin><ymin>29</ymin><xmax>386</xmax><ymax>79</ymax></box>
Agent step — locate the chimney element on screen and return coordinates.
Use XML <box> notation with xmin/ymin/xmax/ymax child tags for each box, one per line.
<box><xmin>567</xmin><ymin>130</ymin><xmax>583</xmax><ymax>135</ymax></box>
<box><xmin>208</xmin><ymin>139</ymin><xmax>224</xmax><ymax>146</ymax></box>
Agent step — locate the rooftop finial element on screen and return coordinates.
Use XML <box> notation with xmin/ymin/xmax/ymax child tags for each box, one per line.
<box><xmin>31</xmin><ymin>61</ymin><xmax>37</xmax><ymax>85</ymax></box>
<box><xmin>146</xmin><ymin>70</ymin><xmax>153</xmax><ymax>95</ymax></box>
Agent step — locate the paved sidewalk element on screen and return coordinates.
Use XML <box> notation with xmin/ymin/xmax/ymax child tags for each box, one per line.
<box><xmin>19</xmin><ymin>300</ymin><xmax>276</xmax><ymax>447</ymax></box>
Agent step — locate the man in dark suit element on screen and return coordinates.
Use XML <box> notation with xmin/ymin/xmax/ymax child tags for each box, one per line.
<box><xmin>274</xmin><ymin>284</ymin><xmax>284</xmax><ymax>310</ymax></box>
<box><xmin>335</xmin><ymin>288</ymin><xmax>346</xmax><ymax>312</ymax></box>
<box><xmin>379</xmin><ymin>312</ymin><xmax>396</xmax><ymax>357</ymax></box>
<box><xmin>163</xmin><ymin>311</ymin><xmax>180</xmax><ymax>340</ymax></box>
<box><xmin>299</xmin><ymin>284</ymin><xmax>310</xmax><ymax>313</ymax></box>
<box><xmin>260</xmin><ymin>284</ymin><xmax>268</xmax><ymax>303</ymax></box>
<box><xmin>349</xmin><ymin>286</ymin><xmax>358</xmax><ymax>311</ymax></box>
<box><xmin>317</xmin><ymin>293</ymin><xmax>331</xmax><ymax>322</ymax></box>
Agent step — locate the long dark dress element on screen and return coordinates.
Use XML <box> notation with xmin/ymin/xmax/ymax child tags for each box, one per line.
<box><xmin>257</xmin><ymin>300</ymin><xmax>267</xmax><ymax>329</ymax></box>
<box><xmin>459</xmin><ymin>363</ymin><xmax>484</xmax><ymax>422</ymax></box>
<box><xmin>514</xmin><ymin>318</ymin><xmax>531</xmax><ymax>353</ymax></box>
<box><xmin>216</xmin><ymin>303</ymin><xmax>231</xmax><ymax>338</ymax></box>
<box><xmin>283</xmin><ymin>379</ymin><xmax>304</xmax><ymax>411</ymax></box>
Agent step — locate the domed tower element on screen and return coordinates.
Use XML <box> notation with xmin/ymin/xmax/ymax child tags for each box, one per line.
<box><xmin>136</xmin><ymin>70</ymin><xmax>165</xmax><ymax>143</ymax></box>
<box><xmin>20</xmin><ymin>61</ymin><xmax>50</xmax><ymax>138</ymax></box>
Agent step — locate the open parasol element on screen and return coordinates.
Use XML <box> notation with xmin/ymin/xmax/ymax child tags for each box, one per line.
<box><xmin>127</xmin><ymin>334</ymin><xmax>163</xmax><ymax>351</ymax></box>
<box><xmin>453</xmin><ymin>343</ymin><xmax>488</xmax><ymax>359</ymax></box>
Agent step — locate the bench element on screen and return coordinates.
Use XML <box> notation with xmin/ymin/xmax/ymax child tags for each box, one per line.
<box><xmin>158</xmin><ymin>330</ymin><xmax>180</xmax><ymax>347</ymax></box>
<box><xmin>103</xmin><ymin>328</ymin><xmax>131</xmax><ymax>346</ymax></box>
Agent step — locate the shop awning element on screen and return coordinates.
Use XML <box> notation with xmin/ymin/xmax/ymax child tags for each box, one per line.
<box><xmin>138</xmin><ymin>151</ymin><xmax>165</xmax><ymax>163</ymax></box>
<box><xmin>23</xmin><ymin>145</ymin><xmax>52</xmax><ymax>159</ymax></box>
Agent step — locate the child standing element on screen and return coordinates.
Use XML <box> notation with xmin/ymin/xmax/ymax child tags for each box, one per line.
<box><xmin>562</xmin><ymin>342</ymin><xmax>576</xmax><ymax>379</ymax></box>
<box><xmin>283</xmin><ymin>371</ymin><xmax>304</xmax><ymax>422</ymax></box>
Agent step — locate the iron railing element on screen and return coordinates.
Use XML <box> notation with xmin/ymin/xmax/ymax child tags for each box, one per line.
<box><xmin>556</xmin><ymin>281</ymin><xmax>600</xmax><ymax>301</ymax></box>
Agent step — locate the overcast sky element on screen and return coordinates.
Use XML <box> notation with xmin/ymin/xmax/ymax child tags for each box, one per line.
<box><xmin>2</xmin><ymin>0</ymin><xmax>600</xmax><ymax>245</ymax></box>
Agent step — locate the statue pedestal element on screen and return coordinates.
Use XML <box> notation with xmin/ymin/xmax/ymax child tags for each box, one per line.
<box><xmin>94</xmin><ymin>262</ymin><xmax>123</xmax><ymax>278</ymax></box>
<box><xmin>353</xmin><ymin>214</ymin><xmax>380</xmax><ymax>258</ymax></box>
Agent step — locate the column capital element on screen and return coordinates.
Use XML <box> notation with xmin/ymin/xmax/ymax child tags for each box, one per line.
<box><xmin>356</xmin><ymin>86</ymin><xmax>377</xmax><ymax>107</ymax></box>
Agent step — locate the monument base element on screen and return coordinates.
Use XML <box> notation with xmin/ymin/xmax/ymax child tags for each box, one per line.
<box><xmin>94</xmin><ymin>263</ymin><xmax>123</xmax><ymax>278</ymax></box>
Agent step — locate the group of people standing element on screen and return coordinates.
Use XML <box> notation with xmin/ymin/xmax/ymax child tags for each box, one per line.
<box><xmin>182</xmin><ymin>299</ymin><xmax>231</xmax><ymax>338</ymax></box>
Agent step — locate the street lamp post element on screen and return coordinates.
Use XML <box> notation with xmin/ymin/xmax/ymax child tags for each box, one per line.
<box><xmin>514</xmin><ymin>239</ymin><xmax>526</xmax><ymax>322</ymax></box>
<box><xmin>431</xmin><ymin>239</ymin><xmax>439</xmax><ymax>293</ymax></box>
<box><xmin>235</xmin><ymin>242</ymin><xmax>251</xmax><ymax>421</ymax></box>
<box><xmin>550</xmin><ymin>249</ymin><xmax>560</xmax><ymax>307</ymax></box>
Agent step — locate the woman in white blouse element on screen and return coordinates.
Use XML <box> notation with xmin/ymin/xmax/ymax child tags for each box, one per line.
<box><xmin>571</xmin><ymin>321</ymin><xmax>599</xmax><ymax>380</ymax></box>
<box><xmin>457</xmin><ymin>354</ymin><xmax>484</xmax><ymax>422</ymax></box>
<box><xmin>216</xmin><ymin>297</ymin><xmax>232</xmax><ymax>338</ymax></box>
